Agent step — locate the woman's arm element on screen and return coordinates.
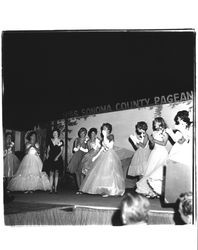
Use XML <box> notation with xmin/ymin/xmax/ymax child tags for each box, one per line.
<box><xmin>92</xmin><ymin>145</ymin><xmax>104</xmax><ymax>162</ymax></box>
<box><xmin>54</xmin><ymin>145</ymin><xmax>64</xmax><ymax>161</ymax></box>
<box><xmin>79</xmin><ymin>138</ymin><xmax>89</xmax><ymax>153</ymax></box>
<box><xmin>165</xmin><ymin>128</ymin><xmax>184</xmax><ymax>143</ymax></box>
<box><xmin>177</xmin><ymin>137</ymin><xmax>186</xmax><ymax>144</ymax></box>
<box><xmin>35</xmin><ymin>143</ymin><xmax>40</xmax><ymax>155</ymax></box>
<box><xmin>87</xmin><ymin>140</ymin><xmax>92</xmax><ymax>151</ymax></box>
<box><xmin>25</xmin><ymin>142</ymin><xmax>31</xmax><ymax>152</ymax></box>
<box><xmin>128</xmin><ymin>137</ymin><xmax>138</xmax><ymax>151</ymax></box>
<box><xmin>73</xmin><ymin>138</ymin><xmax>80</xmax><ymax>152</ymax></box>
<box><xmin>104</xmin><ymin>140</ymin><xmax>114</xmax><ymax>150</ymax></box>
<box><xmin>46</xmin><ymin>145</ymin><xmax>50</xmax><ymax>159</ymax></box>
<box><xmin>153</xmin><ymin>132</ymin><xmax>169</xmax><ymax>146</ymax></box>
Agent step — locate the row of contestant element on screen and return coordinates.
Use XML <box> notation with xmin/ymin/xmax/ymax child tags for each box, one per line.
<box><xmin>7</xmin><ymin>129</ymin><xmax>64</xmax><ymax>193</ymax></box>
<box><xmin>67</xmin><ymin>123</ymin><xmax>125</xmax><ymax>197</ymax></box>
<box><xmin>128</xmin><ymin>110</ymin><xmax>192</xmax><ymax>198</ymax></box>
<box><xmin>7</xmin><ymin>131</ymin><xmax>51</xmax><ymax>193</ymax></box>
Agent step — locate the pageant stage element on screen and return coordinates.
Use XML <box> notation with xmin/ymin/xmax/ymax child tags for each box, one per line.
<box><xmin>4</xmin><ymin>188</ymin><xmax>175</xmax><ymax>226</ymax></box>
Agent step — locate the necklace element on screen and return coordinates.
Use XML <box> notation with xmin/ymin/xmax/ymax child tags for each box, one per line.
<box><xmin>52</xmin><ymin>138</ymin><xmax>59</xmax><ymax>145</ymax></box>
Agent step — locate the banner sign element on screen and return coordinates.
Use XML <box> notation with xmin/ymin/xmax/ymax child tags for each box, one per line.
<box><xmin>65</xmin><ymin>90</ymin><xmax>193</xmax><ymax>118</ymax></box>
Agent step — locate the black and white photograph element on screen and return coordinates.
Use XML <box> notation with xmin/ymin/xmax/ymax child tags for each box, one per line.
<box><xmin>2</xmin><ymin>29</ymin><xmax>195</xmax><ymax>226</ymax></box>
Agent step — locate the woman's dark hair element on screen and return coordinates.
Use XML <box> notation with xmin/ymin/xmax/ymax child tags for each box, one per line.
<box><xmin>5</xmin><ymin>132</ymin><xmax>13</xmax><ymax>140</ymax></box>
<box><xmin>26</xmin><ymin>131</ymin><xmax>37</xmax><ymax>142</ymax></box>
<box><xmin>78</xmin><ymin>127</ymin><xmax>87</xmax><ymax>137</ymax></box>
<box><xmin>174</xmin><ymin>110</ymin><xmax>191</xmax><ymax>127</ymax></box>
<box><xmin>101</xmin><ymin>123</ymin><xmax>112</xmax><ymax>133</ymax></box>
<box><xmin>152</xmin><ymin>117</ymin><xmax>167</xmax><ymax>130</ymax></box>
<box><xmin>50</xmin><ymin>128</ymin><xmax>60</xmax><ymax>138</ymax></box>
<box><xmin>5</xmin><ymin>132</ymin><xmax>14</xmax><ymax>144</ymax></box>
<box><xmin>135</xmin><ymin>121</ymin><xmax>148</xmax><ymax>132</ymax></box>
<box><xmin>88</xmin><ymin>128</ymin><xmax>97</xmax><ymax>138</ymax></box>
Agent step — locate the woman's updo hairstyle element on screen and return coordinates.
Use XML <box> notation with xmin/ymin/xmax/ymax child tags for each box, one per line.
<box><xmin>174</xmin><ymin>110</ymin><xmax>191</xmax><ymax>127</ymax></box>
<box><xmin>101</xmin><ymin>123</ymin><xmax>112</xmax><ymax>134</ymax></box>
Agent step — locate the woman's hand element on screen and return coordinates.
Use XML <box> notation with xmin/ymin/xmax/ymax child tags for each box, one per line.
<box><xmin>92</xmin><ymin>156</ymin><xmax>96</xmax><ymax>162</ymax></box>
<box><xmin>54</xmin><ymin>157</ymin><xmax>58</xmax><ymax>162</ymax></box>
<box><xmin>103</xmin><ymin>145</ymin><xmax>109</xmax><ymax>151</ymax></box>
<box><xmin>102</xmin><ymin>130</ymin><xmax>107</xmax><ymax>137</ymax></box>
<box><xmin>84</xmin><ymin>137</ymin><xmax>89</xmax><ymax>143</ymax></box>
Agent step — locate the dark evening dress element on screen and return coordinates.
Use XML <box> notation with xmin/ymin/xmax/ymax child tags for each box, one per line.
<box><xmin>46</xmin><ymin>139</ymin><xmax>64</xmax><ymax>175</ymax></box>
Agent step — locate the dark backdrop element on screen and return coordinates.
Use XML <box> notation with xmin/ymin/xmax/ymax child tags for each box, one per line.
<box><xmin>2</xmin><ymin>30</ymin><xmax>195</xmax><ymax>130</ymax></box>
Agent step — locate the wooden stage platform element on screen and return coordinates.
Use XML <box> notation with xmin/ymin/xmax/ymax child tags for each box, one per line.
<box><xmin>4</xmin><ymin>190</ymin><xmax>175</xmax><ymax>225</ymax></box>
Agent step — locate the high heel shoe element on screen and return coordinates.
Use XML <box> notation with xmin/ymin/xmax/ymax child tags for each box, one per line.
<box><xmin>102</xmin><ymin>194</ymin><xmax>109</xmax><ymax>198</ymax></box>
<box><xmin>145</xmin><ymin>194</ymin><xmax>156</xmax><ymax>199</ymax></box>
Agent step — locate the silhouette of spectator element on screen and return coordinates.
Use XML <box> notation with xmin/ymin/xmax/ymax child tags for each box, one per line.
<box><xmin>112</xmin><ymin>193</ymin><xmax>150</xmax><ymax>225</ymax></box>
<box><xmin>173</xmin><ymin>192</ymin><xmax>193</xmax><ymax>225</ymax></box>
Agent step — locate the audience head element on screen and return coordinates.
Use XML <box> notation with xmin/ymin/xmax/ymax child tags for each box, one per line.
<box><xmin>78</xmin><ymin>127</ymin><xmax>87</xmax><ymax>138</ymax></box>
<box><xmin>178</xmin><ymin>192</ymin><xmax>193</xmax><ymax>224</ymax></box>
<box><xmin>174</xmin><ymin>110</ymin><xmax>191</xmax><ymax>128</ymax></box>
<box><xmin>88</xmin><ymin>128</ymin><xmax>97</xmax><ymax>139</ymax></box>
<box><xmin>153</xmin><ymin>117</ymin><xmax>167</xmax><ymax>131</ymax></box>
<box><xmin>120</xmin><ymin>193</ymin><xmax>150</xmax><ymax>225</ymax></box>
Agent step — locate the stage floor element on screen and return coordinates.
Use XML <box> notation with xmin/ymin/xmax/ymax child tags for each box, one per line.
<box><xmin>4</xmin><ymin>189</ymin><xmax>174</xmax><ymax>215</ymax></box>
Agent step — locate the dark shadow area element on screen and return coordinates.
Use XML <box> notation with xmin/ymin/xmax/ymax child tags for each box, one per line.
<box><xmin>173</xmin><ymin>198</ymin><xmax>186</xmax><ymax>225</ymax></box>
<box><xmin>15</xmin><ymin>151</ymin><xmax>25</xmax><ymax>161</ymax></box>
<box><xmin>111</xmin><ymin>209</ymin><xmax>123</xmax><ymax>226</ymax></box>
<box><xmin>59</xmin><ymin>172</ymin><xmax>78</xmax><ymax>191</ymax></box>
<box><xmin>3</xmin><ymin>178</ymin><xmax>15</xmax><ymax>204</ymax></box>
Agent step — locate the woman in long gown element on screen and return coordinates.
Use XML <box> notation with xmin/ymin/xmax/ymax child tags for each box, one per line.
<box><xmin>77</xmin><ymin>128</ymin><xmax>101</xmax><ymax>187</ymax></box>
<box><xmin>79</xmin><ymin>123</ymin><xmax>125</xmax><ymax>197</ymax></box>
<box><xmin>127</xmin><ymin>121</ymin><xmax>151</xmax><ymax>178</ymax></box>
<box><xmin>8</xmin><ymin>131</ymin><xmax>51</xmax><ymax>193</ymax></box>
<box><xmin>165</xmin><ymin>110</ymin><xmax>193</xmax><ymax>167</ymax></box>
<box><xmin>45</xmin><ymin>129</ymin><xmax>64</xmax><ymax>193</ymax></box>
<box><xmin>67</xmin><ymin>127</ymin><xmax>89</xmax><ymax>188</ymax></box>
<box><xmin>136</xmin><ymin>117</ymin><xmax>169</xmax><ymax>198</ymax></box>
<box><xmin>4</xmin><ymin>132</ymin><xmax>20</xmax><ymax>180</ymax></box>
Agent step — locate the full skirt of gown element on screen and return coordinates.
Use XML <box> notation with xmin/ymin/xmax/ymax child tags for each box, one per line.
<box><xmin>80</xmin><ymin>149</ymin><xmax>100</xmax><ymax>175</ymax></box>
<box><xmin>80</xmin><ymin>149</ymin><xmax>125</xmax><ymax>196</ymax></box>
<box><xmin>128</xmin><ymin>144</ymin><xmax>151</xmax><ymax>176</ymax></box>
<box><xmin>168</xmin><ymin>140</ymin><xmax>192</xmax><ymax>167</ymax></box>
<box><xmin>4</xmin><ymin>153</ymin><xmax>20</xmax><ymax>178</ymax></box>
<box><xmin>67</xmin><ymin>150</ymin><xmax>86</xmax><ymax>174</ymax></box>
<box><xmin>8</xmin><ymin>154</ymin><xmax>51</xmax><ymax>191</ymax></box>
<box><xmin>136</xmin><ymin>145</ymin><xmax>168</xmax><ymax>195</ymax></box>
